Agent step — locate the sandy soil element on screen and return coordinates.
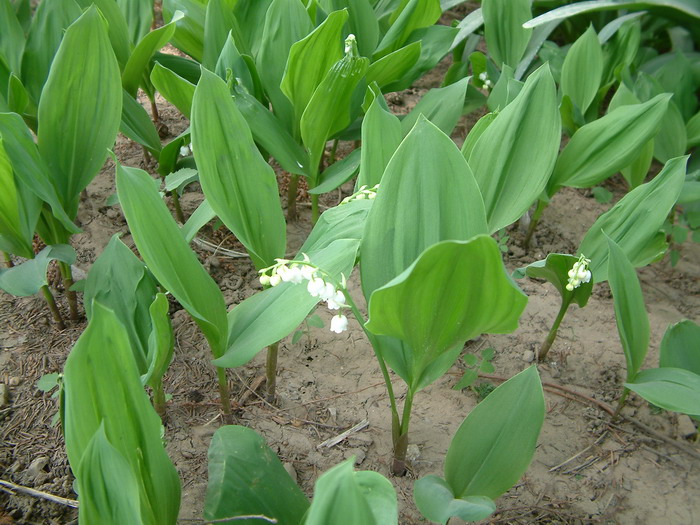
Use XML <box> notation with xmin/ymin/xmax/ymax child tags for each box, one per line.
<box><xmin>1</xmin><ymin>17</ymin><xmax>699</xmax><ymax>525</ymax></box>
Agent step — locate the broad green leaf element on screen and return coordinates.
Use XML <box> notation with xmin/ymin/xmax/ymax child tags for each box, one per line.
<box><xmin>232</xmin><ymin>84</ymin><xmax>309</xmax><ymax>176</ymax></box>
<box><xmin>122</xmin><ymin>12</ymin><xmax>183</xmax><ymax>97</ymax></box>
<box><xmin>602</xmin><ymin>16</ymin><xmax>641</xmax><ymax>85</ymax></box>
<box><xmin>482</xmin><ymin>0</ymin><xmax>531</xmax><ymax>68</ymax></box>
<box><xmin>366</xmin><ymin>237</ymin><xmax>527</xmax><ymax>381</ymax></box>
<box><xmin>649</xmin><ymin>49</ymin><xmax>696</xmax><ymax>121</ymax></box>
<box><xmin>460</xmin><ymin>112</ymin><xmax>496</xmax><ymax>160</ymax></box>
<box><xmin>653</xmin><ymin>101</ymin><xmax>687</xmax><ymax>163</ymax></box>
<box><xmin>607</xmin><ymin>236</ymin><xmax>649</xmax><ymax>382</ymax></box>
<box><xmin>37</xmin><ymin>7</ymin><xmax>122</xmax><ymax>214</ymax></box>
<box><xmin>83</xmin><ymin>234</ymin><xmax>156</xmax><ymax>374</ymax></box>
<box><xmin>367</xmin><ymin>42</ymin><xmax>421</xmax><ymax>89</ymax></box>
<box><xmin>0</xmin><ymin>0</ymin><xmax>24</xmax><ymax>75</ymax></box>
<box><xmin>281</xmin><ymin>9</ymin><xmax>348</xmax><ymax>129</ymax></box>
<box><xmin>150</xmin><ymin>62</ymin><xmax>196</xmax><ymax>118</ymax></box>
<box><xmin>401</xmin><ymin>78</ymin><xmax>469</xmax><ymax>136</ymax></box>
<box><xmin>74</xmin><ymin>0</ymin><xmax>132</xmax><ymax>68</ymax></box>
<box><xmin>548</xmin><ymin>94</ymin><xmax>670</xmax><ymax>193</ymax></box>
<box><xmin>162</xmin><ymin>0</ymin><xmax>207</xmax><ymax>61</ymax></box>
<box><xmin>191</xmin><ymin>68</ymin><xmax>286</xmax><ymax>269</ymax></box>
<box><xmin>513</xmin><ymin>253</ymin><xmax>593</xmax><ymax>308</ymax></box>
<box><xmin>621</xmin><ymin>139</ymin><xmax>653</xmax><ymax>190</ymax></box>
<box><xmin>626</xmin><ymin>368</ymin><xmax>700</xmax><ymax>416</ymax></box>
<box><xmin>467</xmin><ymin>65</ymin><xmax>560</xmax><ymax>232</ymax></box>
<box><xmin>487</xmin><ymin>64</ymin><xmax>522</xmax><ymax>112</ymax></box>
<box><xmin>301</xmin><ymin>48</ymin><xmax>369</xmax><ymax>179</ymax></box>
<box><xmin>414</xmin><ymin>476</ymin><xmax>495</xmax><ymax>524</ymax></box>
<box><xmin>0</xmin><ymin>113</ymin><xmax>77</xmax><ymax>234</ymax></box>
<box><xmin>77</xmin><ymin>425</ymin><xmax>144</xmax><ymax>525</ymax></box>
<box><xmin>374</xmin><ymin>0</ymin><xmax>441</xmax><ymax>59</ymax></box>
<box><xmin>182</xmin><ymin>198</ymin><xmax>215</xmax><ymax>243</ymax></box>
<box><xmin>360</xmin><ymin>116</ymin><xmax>487</xmax><ymax>299</ymax></box>
<box><xmin>579</xmin><ymin>156</ymin><xmax>687</xmax><ymax>282</ymax></box>
<box><xmin>63</xmin><ymin>304</ymin><xmax>181</xmax><ymax>525</ymax></box>
<box><xmin>687</xmin><ymin>110</ymin><xmax>700</xmax><ymax>148</ymax></box>
<box><xmin>357</xmin><ymin>95</ymin><xmax>402</xmax><ymax>189</ymax></box>
<box><xmin>118</xmin><ymin>0</ymin><xmax>154</xmax><ymax>44</ymax></box>
<box><xmin>444</xmin><ymin>366</ymin><xmax>545</xmax><ymax>499</ymax></box>
<box><xmin>165</xmin><ymin>168</ymin><xmax>198</xmax><ymax>195</ymax></box>
<box><xmin>205</xmin><ymin>426</ymin><xmax>309</xmax><ymax>525</ymax></box>
<box><xmin>116</xmin><ymin>163</ymin><xmax>228</xmax><ymax>357</ymax></box>
<box><xmin>659</xmin><ymin>320</ymin><xmax>700</xmax><ymax>374</ymax></box>
<box><xmin>202</xmin><ymin>0</ymin><xmax>242</xmax><ymax>68</ymax></box>
<box><xmin>321</xmin><ymin>0</ymin><xmax>379</xmax><ymax>58</ymax></box>
<box><xmin>305</xmin><ymin>459</ymin><xmax>397</xmax><ymax>525</ymax></box>
<box><xmin>157</xmin><ymin>128</ymin><xmax>191</xmax><ymax>178</ymax></box>
<box><xmin>231</xmin><ymin>0</ymin><xmax>273</xmax><ymax>58</ymax></box>
<box><xmin>152</xmin><ymin>52</ymin><xmax>201</xmax><ymax>83</ymax></box>
<box><xmin>120</xmin><ymin>90</ymin><xmax>162</xmax><ymax>156</ymax></box>
<box><xmin>216</xmin><ymin>238</ymin><xmax>361</xmax><ymax>368</ymax></box>
<box><xmin>256</xmin><ymin>0</ymin><xmax>313</xmax><ymax>132</ymax></box>
<box><xmin>20</xmin><ymin>0</ymin><xmax>81</xmax><ymax>105</ymax></box>
<box><xmin>0</xmin><ymin>244</ymin><xmax>75</xmax><ymax>296</ymax></box>
<box><xmin>311</xmin><ymin>148</ymin><xmax>361</xmax><ymax>194</ymax></box>
<box><xmin>215</xmin><ymin>32</ymin><xmax>254</xmax><ymax>92</ymax></box>
<box><xmin>561</xmin><ymin>26</ymin><xmax>603</xmax><ymax>114</ymax></box>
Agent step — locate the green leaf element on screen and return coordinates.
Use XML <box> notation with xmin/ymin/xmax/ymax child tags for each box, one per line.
<box><xmin>467</xmin><ymin>64</ymin><xmax>560</xmax><ymax>233</ymax></box>
<box><xmin>366</xmin><ymin>42</ymin><xmax>421</xmax><ymax>89</ymax></box>
<box><xmin>281</xmin><ymin>9</ymin><xmax>348</xmax><ymax>129</ymax></box>
<box><xmin>374</xmin><ymin>0</ymin><xmax>441</xmax><ymax>59</ymax></box>
<box><xmin>592</xmin><ymin>186</ymin><xmax>613</xmax><ymax>204</ymax></box>
<box><xmin>77</xmin><ymin>425</ymin><xmax>144</xmax><ymax>525</ymax></box>
<box><xmin>414</xmin><ymin>476</ymin><xmax>495</xmax><ymax>523</ymax></box>
<box><xmin>311</xmin><ymin>148</ymin><xmax>361</xmax><ymax>194</ymax></box>
<box><xmin>561</xmin><ymin>26</ymin><xmax>603</xmax><ymax>115</ymax></box>
<box><xmin>548</xmin><ymin>94</ymin><xmax>671</xmax><ymax>193</ymax></box>
<box><xmin>0</xmin><ymin>0</ymin><xmax>24</xmax><ymax>75</ymax></box>
<box><xmin>307</xmin><ymin>314</ymin><xmax>325</xmax><ymax>328</ymax></box>
<box><xmin>444</xmin><ymin>366</ymin><xmax>545</xmax><ymax>499</ymax></box>
<box><xmin>0</xmin><ymin>244</ymin><xmax>75</xmax><ymax>296</ymax></box>
<box><xmin>579</xmin><ymin>156</ymin><xmax>687</xmax><ymax>282</ymax></box>
<box><xmin>513</xmin><ymin>253</ymin><xmax>593</xmax><ymax>308</ymax></box>
<box><xmin>36</xmin><ymin>373</ymin><xmax>60</xmax><ymax>393</ymax></box>
<box><xmin>191</xmin><ymin>68</ymin><xmax>286</xmax><ymax>269</ymax></box>
<box><xmin>118</xmin><ymin>0</ymin><xmax>154</xmax><ymax>44</ymax></box>
<box><xmin>659</xmin><ymin>320</ymin><xmax>700</xmax><ymax>374</ymax></box>
<box><xmin>150</xmin><ymin>62</ymin><xmax>196</xmax><ymax>119</ymax></box>
<box><xmin>460</xmin><ymin>112</ymin><xmax>497</xmax><ymax>161</ymax></box>
<box><xmin>305</xmin><ymin>459</ymin><xmax>397</xmax><ymax>525</ymax></box>
<box><xmin>120</xmin><ymin>90</ymin><xmax>162</xmax><ymax>156</ymax></box>
<box><xmin>74</xmin><ymin>0</ymin><xmax>132</xmax><ymax>68</ymax></box>
<box><xmin>205</xmin><ymin>425</ymin><xmax>310</xmax><ymax>525</ymax></box>
<box><xmin>626</xmin><ymin>368</ymin><xmax>700</xmax><ymax>416</ymax></box>
<box><xmin>301</xmin><ymin>50</ymin><xmax>369</xmax><ymax>179</ymax></box>
<box><xmin>256</xmin><ymin>0</ymin><xmax>313</xmax><ymax>132</ymax></box>
<box><xmin>37</xmin><ymin>7</ymin><xmax>122</xmax><ymax>213</ymax></box>
<box><xmin>653</xmin><ymin>101</ymin><xmax>687</xmax><ymax>164</ymax></box>
<box><xmin>687</xmin><ymin>110</ymin><xmax>700</xmax><ymax>148</ymax></box>
<box><xmin>607</xmin><ymin>236</ymin><xmax>649</xmax><ymax>382</ymax></box>
<box><xmin>357</xmin><ymin>94</ymin><xmax>402</xmax><ymax>189</ymax></box>
<box><xmin>621</xmin><ymin>139</ymin><xmax>653</xmax><ymax>190</ymax></box>
<box><xmin>366</xmin><ymin>237</ymin><xmax>527</xmax><ymax>384</ymax></box>
<box><xmin>144</xmin><ymin>292</ymin><xmax>174</xmax><ymax>389</ymax></box>
<box><xmin>162</xmin><ymin>0</ymin><xmax>206</xmax><ymax>61</ymax></box>
<box><xmin>453</xmin><ymin>369</ymin><xmax>479</xmax><ymax>390</ymax></box>
<box><xmin>116</xmin><ymin>163</ymin><xmax>229</xmax><ymax>358</ymax></box>
<box><xmin>202</xmin><ymin>0</ymin><xmax>242</xmax><ymax>69</ymax></box>
<box><xmin>165</xmin><ymin>168</ymin><xmax>198</xmax><ymax>195</ymax></box>
<box><xmin>122</xmin><ymin>11</ymin><xmax>183</xmax><ymax>97</ymax></box>
<box><xmin>63</xmin><ymin>304</ymin><xmax>181</xmax><ymax>525</ymax></box>
<box><xmin>482</xmin><ymin>0</ymin><xmax>531</xmax><ymax>68</ymax></box>
<box><xmin>401</xmin><ymin>78</ymin><xmax>469</xmax><ymax>137</ymax></box>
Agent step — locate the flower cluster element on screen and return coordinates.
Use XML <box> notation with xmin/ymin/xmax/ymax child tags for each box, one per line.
<box><xmin>478</xmin><ymin>72</ymin><xmax>493</xmax><ymax>90</ymax></box>
<box><xmin>566</xmin><ymin>254</ymin><xmax>592</xmax><ymax>291</ymax></box>
<box><xmin>259</xmin><ymin>255</ymin><xmax>349</xmax><ymax>333</ymax></box>
<box><xmin>340</xmin><ymin>184</ymin><xmax>380</xmax><ymax>205</ymax></box>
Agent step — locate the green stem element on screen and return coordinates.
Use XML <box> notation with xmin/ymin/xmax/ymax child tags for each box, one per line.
<box><xmin>217</xmin><ymin>366</ymin><xmax>232</xmax><ymax>423</ymax></box>
<box><xmin>523</xmin><ymin>199</ymin><xmax>548</xmax><ymax>251</ymax></box>
<box><xmin>538</xmin><ymin>297</ymin><xmax>572</xmax><ymax>361</ymax></box>
<box><xmin>328</xmin><ymin>138</ymin><xmax>339</xmax><ymax>166</ymax></box>
<box><xmin>2</xmin><ymin>252</ymin><xmax>13</xmax><ymax>268</ymax></box>
<box><xmin>58</xmin><ymin>261</ymin><xmax>78</xmax><ymax>321</ymax></box>
<box><xmin>40</xmin><ymin>285</ymin><xmax>65</xmax><ymax>330</ymax></box>
<box><xmin>613</xmin><ymin>387</ymin><xmax>630</xmax><ymax>420</ymax></box>
<box><xmin>392</xmin><ymin>388</ymin><xmax>415</xmax><ymax>475</ymax></box>
<box><xmin>171</xmin><ymin>190</ymin><xmax>186</xmax><ymax>224</ymax></box>
<box><xmin>287</xmin><ymin>175</ymin><xmax>299</xmax><ymax>221</ymax></box>
<box><xmin>265</xmin><ymin>342</ymin><xmax>279</xmax><ymax>403</ymax></box>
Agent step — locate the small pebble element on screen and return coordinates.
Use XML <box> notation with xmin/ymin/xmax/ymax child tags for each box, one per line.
<box><xmin>522</xmin><ymin>350</ymin><xmax>535</xmax><ymax>363</ymax></box>
<box><xmin>8</xmin><ymin>377</ymin><xmax>20</xmax><ymax>387</ymax></box>
<box><xmin>406</xmin><ymin>444</ymin><xmax>420</xmax><ymax>462</ymax></box>
<box><xmin>677</xmin><ymin>414</ymin><xmax>697</xmax><ymax>438</ymax></box>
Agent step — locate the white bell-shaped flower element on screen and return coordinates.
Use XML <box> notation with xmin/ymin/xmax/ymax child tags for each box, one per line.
<box><xmin>330</xmin><ymin>314</ymin><xmax>348</xmax><ymax>333</ymax></box>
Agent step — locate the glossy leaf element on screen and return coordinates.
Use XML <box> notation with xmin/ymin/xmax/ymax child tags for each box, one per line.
<box><xmin>626</xmin><ymin>368</ymin><xmax>700</xmax><ymax>416</ymax></box>
<box><xmin>444</xmin><ymin>366</ymin><xmax>544</xmax><ymax>499</ymax></box>
<box><xmin>579</xmin><ymin>156</ymin><xmax>687</xmax><ymax>282</ymax></box>
<box><xmin>63</xmin><ymin>304</ymin><xmax>181</xmax><ymax>525</ymax></box>
<box><xmin>548</xmin><ymin>95</ymin><xmax>670</xmax><ymax>193</ymax></box>
<box><xmin>205</xmin><ymin>425</ymin><xmax>309</xmax><ymax>525</ymax></box>
<box><xmin>150</xmin><ymin>62</ymin><xmax>196</xmax><ymax>118</ymax></box>
<box><xmin>607</xmin><ymin>236</ymin><xmax>649</xmax><ymax>382</ymax></box>
<box><xmin>357</xmin><ymin>95</ymin><xmax>402</xmax><ymax>189</ymax></box>
<box><xmin>202</xmin><ymin>0</ymin><xmax>241</xmax><ymax>68</ymax></box>
<box><xmin>116</xmin><ymin>163</ymin><xmax>228</xmax><ymax>357</ymax></box>
<box><xmin>482</xmin><ymin>0</ymin><xmax>531</xmax><ymax>68</ymax></box>
<box><xmin>366</xmin><ymin>41</ymin><xmax>421</xmax><ymax>88</ymax></box>
<box><xmin>162</xmin><ymin>0</ymin><xmax>206</xmax><ymax>61</ymax></box>
<box><xmin>561</xmin><ymin>26</ymin><xmax>603</xmax><ymax>114</ymax></box>
<box><xmin>512</xmin><ymin>253</ymin><xmax>593</xmax><ymax>308</ymax></box>
<box><xmin>374</xmin><ymin>0</ymin><xmax>441</xmax><ymax>59</ymax></box>
<box><xmin>144</xmin><ymin>293</ymin><xmax>175</xmax><ymax>389</ymax></box>
<box><xmin>305</xmin><ymin>459</ymin><xmax>397</xmax><ymax>525</ymax></box>
<box><xmin>281</xmin><ymin>9</ymin><xmax>348</xmax><ymax>129</ymax></box>
<box><xmin>0</xmin><ymin>244</ymin><xmax>75</xmax><ymax>296</ymax></box>
<box><xmin>414</xmin><ymin>476</ymin><xmax>495</xmax><ymax>524</ymax></box>
<box><xmin>191</xmin><ymin>68</ymin><xmax>286</xmax><ymax>269</ymax></box>
<box><xmin>366</xmin><ymin>237</ymin><xmax>527</xmax><ymax>382</ymax></box>
<box><xmin>659</xmin><ymin>320</ymin><xmax>700</xmax><ymax>374</ymax></box>
<box><xmin>37</xmin><ymin>7</ymin><xmax>122</xmax><ymax>214</ymax></box>
<box><xmin>120</xmin><ymin>90</ymin><xmax>162</xmax><ymax>155</ymax></box>
<box><xmin>467</xmin><ymin>65</ymin><xmax>560</xmax><ymax>232</ymax></box>
<box><xmin>122</xmin><ymin>11</ymin><xmax>183</xmax><ymax>97</ymax></box>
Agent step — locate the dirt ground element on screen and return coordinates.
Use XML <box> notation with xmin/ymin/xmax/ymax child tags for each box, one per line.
<box><xmin>2</xmin><ymin>15</ymin><xmax>700</xmax><ymax>525</ymax></box>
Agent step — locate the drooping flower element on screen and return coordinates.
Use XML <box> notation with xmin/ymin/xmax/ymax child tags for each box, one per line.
<box><xmin>326</xmin><ymin>290</ymin><xmax>346</xmax><ymax>310</ymax></box>
<box><xmin>330</xmin><ymin>314</ymin><xmax>348</xmax><ymax>333</ymax></box>
<box><xmin>307</xmin><ymin>277</ymin><xmax>326</xmax><ymax>297</ymax></box>
<box><xmin>566</xmin><ymin>255</ymin><xmax>592</xmax><ymax>291</ymax></box>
